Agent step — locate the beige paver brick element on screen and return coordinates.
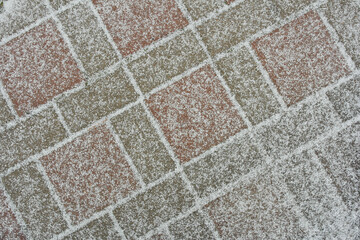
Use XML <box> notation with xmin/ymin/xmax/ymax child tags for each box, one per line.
<box><xmin>184</xmin><ymin>133</ymin><xmax>263</xmax><ymax>198</ymax></box>
<box><xmin>0</xmin><ymin>108</ymin><xmax>67</xmax><ymax>173</ymax></box>
<box><xmin>2</xmin><ymin>163</ymin><xmax>67</xmax><ymax>239</ymax></box>
<box><xmin>49</xmin><ymin>0</ymin><xmax>73</xmax><ymax>10</ymax></box>
<box><xmin>63</xmin><ymin>215</ymin><xmax>123</xmax><ymax>240</ymax></box>
<box><xmin>327</xmin><ymin>75</ymin><xmax>360</xmax><ymax>121</ymax></box>
<box><xmin>0</xmin><ymin>0</ymin><xmax>48</xmax><ymax>40</ymax></box>
<box><xmin>58</xmin><ymin>3</ymin><xmax>119</xmax><ymax>75</ymax></box>
<box><xmin>254</xmin><ymin>98</ymin><xmax>340</xmax><ymax>159</ymax></box>
<box><xmin>0</xmin><ymin>92</ymin><xmax>14</xmax><ymax>126</ymax></box>
<box><xmin>182</xmin><ymin>0</ymin><xmax>226</xmax><ymax>20</ymax></box>
<box><xmin>169</xmin><ymin>211</ymin><xmax>215</xmax><ymax>240</ymax></box>
<box><xmin>114</xmin><ymin>176</ymin><xmax>195</xmax><ymax>239</ymax></box>
<box><xmin>128</xmin><ymin>31</ymin><xmax>207</xmax><ymax>93</ymax></box>
<box><xmin>111</xmin><ymin>104</ymin><xmax>175</xmax><ymax>184</ymax></box>
<box><xmin>323</xmin><ymin>0</ymin><xmax>360</xmax><ymax>68</ymax></box>
<box><xmin>216</xmin><ymin>46</ymin><xmax>280</xmax><ymax>124</ymax></box>
<box><xmin>274</xmin><ymin>0</ymin><xmax>317</xmax><ymax>18</ymax></box>
<box><xmin>197</xmin><ymin>0</ymin><xmax>279</xmax><ymax>56</ymax></box>
<box><xmin>58</xmin><ymin>67</ymin><xmax>138</xmax><ymax>132</ymax></box>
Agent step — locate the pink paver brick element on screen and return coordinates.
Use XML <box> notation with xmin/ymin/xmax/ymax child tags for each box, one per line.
<box><xmin>146</xmin><ymin>65</ymin><xmax>246</xmax><ymax>163</ymax></box>
<box><xmin>92</xmin><ymin>0</ymin><xmax>188</xmax><ymax>56</ymax></box>
<box><xmin>0</xmin><ymin>189</ymin><xmax>26</xmax><ymax>240</ymax></box>
<box><xmin>40</xmin><ymin>125</ymin><xmax>139</xmax><ymax>223</ymax></box>
<box><xmin>0</xmin><ymin>20</ymin><xmax>84</xmax><ymax>116</ymax></box>
<box><xmin>252</xmin><ymin>10</ymin><xmax>350</xmax><ymax>106</ymax></box>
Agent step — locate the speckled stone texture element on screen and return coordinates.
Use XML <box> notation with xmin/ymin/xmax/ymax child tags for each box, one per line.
<box><xmin>0</xmin><ymin>0</ymin><xmax>359</xmax><ymax>239</ymax></box>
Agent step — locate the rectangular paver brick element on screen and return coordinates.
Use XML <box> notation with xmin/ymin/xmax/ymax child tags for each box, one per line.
<box><xmin>147</xmin><ymin>65</ymin><xmax>246</xmax><ymax>163</ymax></box>
<box><xmin>184</xmin><ymin>133</ymin><xmax>263</xmax><ymax>198</ymax></box>
<box><xmin>216</xmin><ymin>46</ymin><xmax>280</xmax><ymax>124</ymax></box>
<box><xmin>0</xmin><ymin>92</ymin><xmax>14</xmax><ymax>126</ymax></box>
<box><xmin>0</xmin><ymin>20</ymin><xmax>84</xmax><ymax>116</ymax></box>
<box><xmin>0</xmin><ymin>107</ymin><xmax>67</xmax><ymax>173</ymax></box>
<box><xmin>182</xmin><ymin>0</ymin><xmax>226</xmax><ymax>20</ymax></box>
<box><xmin>2</xmin><ymin>163</ymin><xmax>67</xmax><ymax>239</ymax></box>
<box><xmin>323</xmin><ymin>0</ymin><xmax>360</xmax><ymax>68</ymax></box>
<box><xmin>129</xmin><ymin>31</ymin><xmax>207</xmax><ymax>93</ymax></box>
<box><xmin>252</xmin><ymin>11</ymin><xmax>350</xmax><ymax>106</ymax></box>
<box><xmin>254</xmin><ymin>98</ymin><xmax>340</xmax><ymax>159</ymax></box>
<box><xmin>93</xmin><ymin>0</ymin><xmax>188</xmax><ymax>56</ymax></box>
<box><xmin>205</xmin><ymin>166</ymin><xmax>305</xmax><ymax>239</ymax></box>
<box><xmin>274</xmin><ymin>0</ymin><xmax>316</xmax><ymax>18</ymax></box>
<box><xmin>58</xmin><ymin>67</ymin><xmax>138</xmax><ymax>132</ymax></box>
<box><xmin>63</xmin><ymin>215</ymin><xmax>123</xmax><ymax>240</ymax></box>
<box><xmin>169</xmin><ymin>211</ymin><xmax>215</xmax><ymax>240</ymax></box>
<box><xmin>0</xmin><ymin>189</ymin><xmax>26</xmax><ymax>239</ymax></box>
<box><xmin>114</xmin><ymin>176</ymin><xmax>195</xmax><ymax>239</ymax></box>
<box><xmin>40</xmin><ymin>125</ymin><xmax>139</xmax><ymax>224</ymax></box>
<box><xmin>326</xmin><ymin>76</ymin><xmax>360</xmax><ymax>121</ymax></box>
<box><xmin>280</xmin><ymin>150</ymin><xmax>355</xmax><ymax>238</ymax></box>
<box><xmin>198</xmin><ymin>0</ymin><xmax>279</xmax><ymax>56</ymax></box>
<box><xmin>315</xmin><ymin>122</ymin><xmax>360</xmax><ymax>213</ymax></box>
<box><xmin>0</xmin><ymin>0</ymin><xmax>48</xmax><ymax>40</ymax></box>
<box><xmin>49</xmin><ymin>0</ymin><xmax>73</xmax><ymax>10</ymax></box>
<box><xmin>58</xmin><ymin>3</ymin><xmax>119</xmax><ymax>75</ymax></box>
<box><xmin>111</xmin><ymin>104</ymin><xmax>175</xmax><ymax>184</ymax></box>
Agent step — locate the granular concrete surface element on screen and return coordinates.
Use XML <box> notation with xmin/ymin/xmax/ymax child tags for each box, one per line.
<box><xmin>0</xmin><ymin>0</ymin><xmax>359</xmax><ymax>239</ymax></box>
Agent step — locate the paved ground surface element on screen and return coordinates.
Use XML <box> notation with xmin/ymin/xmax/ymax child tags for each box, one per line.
<box><xmin>0</xmin><ymin>0</ymin><xmax>359</xmax><ymax>239</ymax></box>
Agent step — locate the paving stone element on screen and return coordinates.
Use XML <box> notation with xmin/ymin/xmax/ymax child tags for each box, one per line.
<box><xmin>114</xmin><ymin>176</ymin><xmax>195</xmax><ymax>239</ymax></box>
<box><xmin>0</xmin><ymin>0</ymin><xmax>48</xmax><ymax>40</ymax></box>
<box><xmin>323</xmin><ymin>0</ymin><xmax>360</xmax><ymax>68</ymax></box>
<box><xmin>2</xmin><ymin>163</ymin><xmax>67</xmax><ymax>239</ymax></box>
<box><xmin>58</xmin><ymin>67</ymin><xmax>138</xmax><ymax>132</ymax></box>
<box><xmin>184</xmin><ymin>133</ymin><xmax>263</xmax><ymax>198</ymax></box>
<box><xmin>315</xmin><ymin>122</ymin><xmax>360</xmax><ymax>213</ymax></box>
<box><xmin>40</xmin><ymin>125</ymin><xmax>139</xmax><ymax>223</ymax></box>
<box><xmin>58</xmin><ymin>3</ymin><xmax>119</xmax><ymax>75</ymax></box>
<box><xmin>146</xmin><ymin>65</ymin><xmax>246</xmax><ymax>163</ymax></box>
<box><xmin>274</xmin><ymin>0</ymin><xmax>316</xmax><ymax>18</ymax></box>
<box><xmin>111</xmin><ymin>104</ymin><xmax>175</xmax><ymax>184</ymax></box>
<box><xmin>129</xmin><ymin>31</ymin><xmax>207</xmax><ymax>93</ymax></box>
<box><xmin>169</xmin><ymin>211</ymin><xmax>215</xmax><ymax>240</ymax></box>
<box><xmin>279</xmin><ymin>150</ymin><xmax>356</xmax><ymax>239</ymax></box>
<box><xmin>255</xmin><ymin>97</ymin><xmax>340</xmax><ymax>159</ymax></box>
<box><xmin>252</xmin><ymin>11</ymin><xmax>350</xmax><ymax>106</ymax></box>
<box><xmin>63</xmin><ymin>215</ymin><xmax>123</xmax><ymax>240</ymax></box>
<box><xmin>145</xmin><ymin>230</ymin><xmax>171</xmax><ymax>240</ymax></box>
<box><xmin>0</xmin><ymin>20</ymin><xmax>84</xmax><ymax>116</ymax></box>
<box><xmin>0</xmin><ymin>92</ymin><xmax>14</xmax><ymax>126</ymax></box>
<box><xmin>205</xmin><ymin>166</ymin><xmax>306</xmax><ymax>239</ymax></box>
<box><xmin>49</xmin><ymin>0</ymin><xmax>72</xmax><ymax>10</ymax></box>
<box><xmin>0</xmin><ymin>108</ymin><xmax>67</xmax><ymax>173</ymax></box>
<box><xmin>327</xmin><ymin>75</ymin><xmax>360</xmax><ymax>121</ymax></box>
<box><xmin>0</xmin><ymin>189</ymin><xmax>26</xmax><ymax>239</ymax></box>
<box><xmin>216</xmin><ymin>46</ymin><xmax>280</xmax><ymax>124</ymax></box>
<box><xmin>225</xmin><ymin>0</ymin><xmax>235</xmax><ymax>4</ymax></box>
<box><xmin>197</xmin><ymin>0</ymin><xmax>279</xmax><ymax>56</ymax></box>
<box><xmin>182</xmin><ymin>0</ymin><xmax>225</xmax><ymax>21</ymax></box>
<box><xmin>93</xmin><ymin>0</ymin><xmax>188</xmax><ymax>56</ymax></box>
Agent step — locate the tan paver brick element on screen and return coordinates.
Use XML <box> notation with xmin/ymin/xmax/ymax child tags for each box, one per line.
<box><xmin>49</xmin><ymin>0</ymin><xmax>73</xmax><ymax>10</ymax></box>
<box><xmin>2</xmin><ymin>163</ymin><xmax>67</xmax><ymax>239</ymax></box>
<box><xmin>182</xmin><ymin>0</ymin><xmax>226</xmax><ymax>20</ymax></box>
<box><xmin>0</xmin><ymin>108</ymin><xmax>67</xmax><ymax>173</ymax></box>
<box><xmin>0</xmin><ymin>92</ymin><xmax>14</xmax><ymax>126</ymax></box>
<box><xmin>111</xmin><ymin>104</ymin><xmax>175</xmax><ymax>184</ymax></box>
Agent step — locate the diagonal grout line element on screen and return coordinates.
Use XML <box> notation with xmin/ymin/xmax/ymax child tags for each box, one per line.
<box><xmin>52</xmin><ymin>102</ymin><xmax>72</xmax><ymax>136</ymax></box>
<box><xmin>0</xmin><ymin>180</ymin><xmax>33</xmax><ymax>240</ymax></box>
<box><xmin>108</xmin><ymin>209</ymin><xmax>128</xmax><ymax>240</ymax></box>
<box><xmin>106</xmin><ymin>121</ymin><xmax>146</xmax><ymax>189</ymax></box>
<box><xmin>0</xmin><ymin>79</ymin><xmax>18</xmax><ymax>121</ymax></box>
<box><xmin>34</xmin><ymin>160</ymin><xmax>74</xmax><ymax>228</ymax></box>
<box><xmin>244</xmin><ymin>42</ymin><xmax>288</xmax><ymax>110</ymax></box>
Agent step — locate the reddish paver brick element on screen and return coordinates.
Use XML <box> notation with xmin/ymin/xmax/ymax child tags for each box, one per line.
<box><xmin>3</xmin><ymin>163</ymin><xmax>67</xmax><ymax>239</ymax></box>
<box><xmin>40</xmin><ymin>125</ymin><xmax>139</xmax><ymax>223</ymax></box>
<box><xmin>252</xmin><ymin>11</ymin><xmax>350</xmax><ymax>106</ymax></box>
<box><xmin>225</xmin><ymin>0</ymin><xmax>235</xmax><ymax>4</ymax></box>
<box><xmin>0</xmin><ymin>20</ymin><xmax>84</xmax><ymax>116</ymax></box>
<box><xmin>205</xmin><ymin>166</ymin><xmax>306</xmax><ymax>239</ymax></box>
<box><xmin>0</xmin><ymin>189</ymin><xmax>26</xmax><ymax>240</ymax></box>
<box><xmin>146</xmin><ymin>65</ymin><xmax>246</xmax><ymax>163</ymax></box>
<box><xmin>92</xmin><ymin>0</ymin><xmax>188</xmax><ymax>56</ymax></box>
